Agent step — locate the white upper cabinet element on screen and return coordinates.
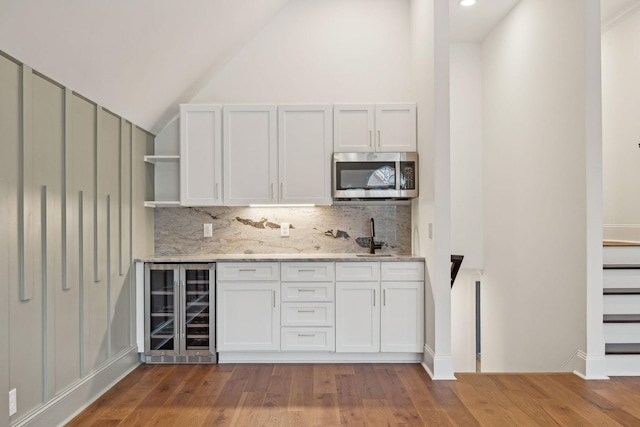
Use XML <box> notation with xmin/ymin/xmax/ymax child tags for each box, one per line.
<box><xmin>179</xmin><ymin>104</ymin><xmax>223</xmax><ymax>206</ymax></box>
<box><xmin>334</xmin><ymin>103</ymin><xmax>416</xmax><ymax>153</ymax></box>
<box><xmin>223</xmin><ymin>105</ymin><xmax>278</xmax><ymax>205</ymax></box>
<box><xmin>278</xmin><ymin>105</ymin><xmax>332</xmax><ymax>205</ymax></box>
<box><xmin>375</xmin><ymin>104</ymin><xmax>417</xmax><ymax>152</ymax></box>
<box><xmin>333</xmin><ymin>104</ymin><xmax>375</xmax><ymax>152</ymax></box>
<box><xmin>223</xmin><ymin>104</ymin><xmax>332</xmax><ymax>206</ymax></box>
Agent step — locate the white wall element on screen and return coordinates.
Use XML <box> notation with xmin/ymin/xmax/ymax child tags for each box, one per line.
<box><xmin>191</xmin><ymin>0</ymin><xmax>412</xmax><ymax>103</ymax></box>
<box><xmin>451</xmin><ymin>270</ymin><xmax>479</xmax><ymax>372</ymax></box>
<box><xmin>410</xmin><ymin>0</ymin><xmax>454</xmax><ymax>379</ymax></box>
<box><xmin>450</xmin><ymin>44</ymin><xmax>483</xmax><ymax>270</ymax></box>
<box><xmin>602</xmin><ymin>8</ymin><xmax>640</xmax><ymax>242</ymax></box>
<box><xmin>481</xmin><ymin>0</ymin><xmax>588</xmax><ymax>372</ymax></box>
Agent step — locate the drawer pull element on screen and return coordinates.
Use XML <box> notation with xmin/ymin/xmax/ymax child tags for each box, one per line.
<box><xmin>297</xmin><ymin>309</ymin><xmax>316</xmax><ymax>313</ymax></box>
<box><xmin>238</xmin><ymin>268</ymin><xmax>257</xmax><ymax>272</ymax></box>
<box><xmin>297</xmin><ymin>333</ymin><xmax>316</xmax><ymax>337</ymax></box>
<box><xmin>298</xmin><ymin>289</ymin><xmax>315</xmax><ymax>292</ymax></box>
<box><xmin>298</xmin><ymin>269</ymin><xmax>315</xmax><ymax>273</ymax></box>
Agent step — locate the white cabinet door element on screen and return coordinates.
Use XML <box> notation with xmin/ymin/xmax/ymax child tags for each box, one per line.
<box><xmin>334</xmin><ymin>103</ymin><xmax>416</xmax><ymax>153</ymax></box>
<box><xmin>333</xmin><ymin>104</ymin><xmax>375</xmax><ymax>152</ymax></box>
<box><xmin>381</xmin><ymin>281</ymin><xmax>424</xmax><ymax>352</ymax></box>
<box><xmin>217</xmin><ymin>281</ymin><xmax>280</xmax><ymax>351</ymax></box>
<box><xmin>180</xmin><ymin>104</ymin><xmax>223</xmax><ymax>206</ymax></box>
<box><xmin>278</xmin><ymin>105</ymin><xmax>333</xmax><ymax>205</ymax></box>
<box><xmin>223</xmin><ymin>105</ymin><xmax>277</xmax><ymax>205</ymax></box>
<box><xmin>335</xmin><ymin>281</ymin><xmax>380</xmax><ymax>352</ymax></box>
<box><xmin>375</xmin><ymin>104</ymin><xmax>417</xmax><ymax>152</ymax></box>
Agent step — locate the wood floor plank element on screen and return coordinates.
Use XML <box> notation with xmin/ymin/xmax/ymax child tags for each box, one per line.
<box><xmin>527</xmin><ymin>374</ymin><xmax>626</xmax><ymax>427</ymax></box>
<box><xmin>67</xmin><ymin>364</ymin><xmax>640</xmax><ymax>427</ymax></box>
<box><xmin>287</xmin><ymin>364</ymin><xmax>314</xmax><ymax>412</ymax></box>
<box><xmin>452</xmin><ymin>377</ymin><xmax>537</xmax><ymax>426</ymax></box>
<box><xmin>353</xmin><ymin>364</ymin><xmax>387</xmax><ymax>400</ymax></box>
<box><xmin>335</xmin><ymin>373</ymin><xmax>366</xmax><ymax>426</ymax></box>
<box><xmin>65</xmin><ymin>364</ymin><xmax>170</xmax><ymax>426</ymax></box>
<box><xmin>313</xmin><ymin>364</ymin><xmax>338</xmax><ymax>395</ymax></box>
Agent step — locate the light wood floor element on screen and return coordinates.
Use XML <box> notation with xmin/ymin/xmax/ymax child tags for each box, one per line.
<box><xmin>66</xmin><ymin>363</ymin><xmax>640</xmax><ymax>426</ymax></box>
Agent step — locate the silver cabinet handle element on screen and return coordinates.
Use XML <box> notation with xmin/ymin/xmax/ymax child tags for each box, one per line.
<box><xmin>369</xmin><ymin>130</ymin><xmax>372</xmax><ymax>147</ymax></box>
<box><xmin>280</xmin><ymin>182</ymin><xmax>283</xmax><ymax>200</ymax></box>
<box><xmin>215</xmin><ymin>183</ymin><xmax>219</xmax><ymax>200</ymax></box>
<box><xmin>297</xmin><ymin>309</ymin><xmax>316</xmax><ymax>313</ymax></box>
<box><xmin>270</xmin><ymin>183</ymin><xmax>274</xmax><ymax>200</ymax></box>
<box><xmin>273</xmin><ymin>290</ymin><xmax>276</xmax><ymax>308</ymax></box>
<box><xmin>373</xmin><ymin>289</ymin><xmax>376</xmax><ymax>307</ymax></box>
<box><xmin>298</xmin><ymin>333</ymin><xmax>316</xmax><ymax>337</ymax></box>
<box><xmin>238</xmin><ymin>268</ymin><xmax>256</xmax><ymax>272</ymax></box>
<box><xmin>383</xmin><ymin>289</ymin><xmax>386</xmax><ymax>306</ymax></box>
<box><xmin>377</xmin><ymin>130</ymin><xmax>381</xmax><ymax>148</ymax></box>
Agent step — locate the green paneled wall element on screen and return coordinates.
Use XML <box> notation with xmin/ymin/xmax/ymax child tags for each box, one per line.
<box><xmin>0</xmin><ymin>51</ymin><xmax>153</xmax><ymax>426</ymax></box>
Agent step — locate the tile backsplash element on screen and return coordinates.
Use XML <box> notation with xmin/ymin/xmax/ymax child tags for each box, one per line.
<box><xmin>154</xmin><ymin>205</ymin><xmax>411</xmax><ymax>256</ymax></box>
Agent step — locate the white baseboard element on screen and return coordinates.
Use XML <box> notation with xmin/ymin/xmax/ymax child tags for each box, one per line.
<box><xmin>571</xmin><ymin>350</ymin><xmax>609</xmax><ymax>380</ymax></box>
<box><xmin>218</xmin><ymin>351</ymin><xmax>422</xmax><ymax>363</ymax></box>
<box><xmin>422</xmin><ymin>344</ymin><xmax>456</xmax><ymax>380</ymax></box>
<box><xmin>15</xmin><ymin>346</ymin><xmax>140</xmax><ymax>427</ymax></box>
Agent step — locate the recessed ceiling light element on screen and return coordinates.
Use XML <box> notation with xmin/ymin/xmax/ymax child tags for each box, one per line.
<box><xmin>459</xmin><ymin>0</ymin><xmax>477</xmax><ymax>6</ymax></box>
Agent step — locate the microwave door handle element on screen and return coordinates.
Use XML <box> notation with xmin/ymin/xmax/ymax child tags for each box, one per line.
<box><xmin>396</xmin><ymin>160</ymin><xmax>401</xmax><ymax>190</ymax></box>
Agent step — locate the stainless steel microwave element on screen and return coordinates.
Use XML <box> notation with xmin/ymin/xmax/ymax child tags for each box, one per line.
<box><xmin>333</xmin><ymin>152</ymin><xmax>418</xmax><ymax>200</ymax></box>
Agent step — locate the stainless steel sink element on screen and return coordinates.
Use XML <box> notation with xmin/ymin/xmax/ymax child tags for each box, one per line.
<box><xmin>356</xmin><ymin>254</ymin><xmax>393</xmax><ymax>257</ymax></box>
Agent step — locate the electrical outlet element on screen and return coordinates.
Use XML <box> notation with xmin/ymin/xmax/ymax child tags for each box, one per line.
<box><xmin>9</xmin><ymin>388</ymin><xmax>16</xmax><ymax>416</ymax></box>
<box><xmin>203</xmin><ymin>223</ymin><xmax>213</xmax><ymax>237</ymax></box>
<box><xmin>281</xmin><ymin>222</ymin><xmax>290</xmax><ymax>237</ymax></box>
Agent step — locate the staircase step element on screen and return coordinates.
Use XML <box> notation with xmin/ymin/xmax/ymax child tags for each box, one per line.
<box><xmin>603</xmin><ymin>288</ymin><xmax>640</xmax><ymax>295</ymax></box>
<box><xmin>603</xmin><ymin>264</ymin><xmax>640</xmax><ymax>270</ymax></box>
<box><xmin>604</xmin><ymin>314</ymin><xmax>640</xmax><ymax>323</ymax></box>
<box><xmin>606</xmin><ymin>343</ymin><xmax>640</xmax><ymax>355</ymax></box>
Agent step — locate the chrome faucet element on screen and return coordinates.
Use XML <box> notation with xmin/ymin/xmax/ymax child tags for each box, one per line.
<box><xmin>369</xmin><ymin>218</ymin><xmax>383</xmax><ymax>254</ymax></box>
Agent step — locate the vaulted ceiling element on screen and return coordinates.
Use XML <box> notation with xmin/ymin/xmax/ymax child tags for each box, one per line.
<box><xmin>0</xmin><ymin>0</ymin><xmax>291</xmax><ymax>134</ymax></box>
<box><xmin>1</xmin><ymin>0</ymin><xmax>638</xmax><ymax>135</ymax></box>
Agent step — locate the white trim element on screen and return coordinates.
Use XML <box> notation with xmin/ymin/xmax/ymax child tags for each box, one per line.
<box><xmin>569</xmin><ymin>350</ymin><xmax>609</xmax><ymax>380</ymax></box>
<box><xmin>606</xmin><ymin>354</ymin><xmax>640</xmax><ymax>376</ymax></box>
<box><xmin>576</xmin><ymin>351</ymin><xmax>609</xmax><ymax>380</ymax></box>
<box><xmin>135</xmin><ymin>261</ymin><xmax>145</xmax><ymax>352</ymax></box>
<box><xmin>422</xmin><ymin>344</ymin><xmax>456</xmax><ymax>380</ymax></box>
<box><xmin>584</xmin><ymin>0</ymin><xmax>606</xmax><ymax>381</ymax></box>
<box><xmin>218</xmin><ymin>352</ymin><xmax>422</xmax><ymax>364</ymax></box>
<box><xmin>15</xmin><ymin>346</ymin><xmax>140</xmax><ymax>427</ymax></box>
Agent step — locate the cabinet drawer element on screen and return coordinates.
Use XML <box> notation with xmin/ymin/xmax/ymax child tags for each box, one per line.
<box><xmin>281</xmin><ymin>262</ymin><xmax>335</xmax><ymax>282</ymax></box>
<box><xmin>336</xmin><ymin>262</ymin><xmax>380</xmax><ymax>281</ymax></box>
<box><xmin>217</xmin><ymin>263</ymin><xmax>279</xmax><ymax>281</ymax></box>
<box><xmin>381</xmin><ymin>262</ymin><xmax>424</xmax><ymax>281</ymax></box>
<box><xmin>281</xmin><ymin>302</ymin><xmax>334</xmax><ymax>327</ymax></box>
<box><xmin>281</xmin><ymin>327</ymin><xmax>335</xmax><ymax>352</ymax></box>
<box><xmin>281</xmin><ymin>282</ymin><xmax>334</xmax><ymax>302</ymax></box>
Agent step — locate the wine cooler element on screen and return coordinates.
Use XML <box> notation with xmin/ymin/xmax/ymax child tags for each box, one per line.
<box><xmin>144</xmin><ymin>263</ymin><xmax>216</xmax><ymax>364</ymax></box>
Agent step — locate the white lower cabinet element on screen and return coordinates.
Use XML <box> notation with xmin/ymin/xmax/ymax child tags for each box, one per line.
<box><xmin>215</xmin><ymin>260</ymin><xmax>423</xmax><ymax>358</ymax></box>
<box><xmin>216</xmin><ymin>263</ymin><xmax>280</xmax><ymax>351</ymax></box>
<box><xmin>336</xmin><ymin>281</ymin><xmax>381</xmax><ymax>352</ymax></box>
<box><xmin>336</xmin><ymin>262</ymin><xmax>424</xmax><ymax>353</ymax></box>
<box><xmin>280</xmin><ymin>262</ymin><xmax>335</xmax><ymax>352</ymax></box>
<box><xmin>381</xmin><ymin>281</ymin><xmax>424</xmax><ymax>352</ymax></box>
